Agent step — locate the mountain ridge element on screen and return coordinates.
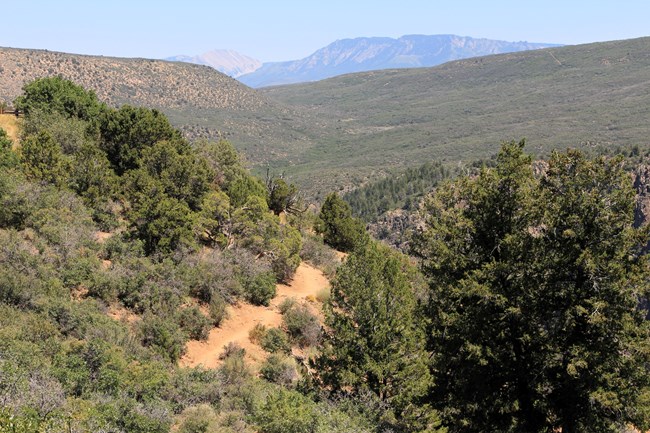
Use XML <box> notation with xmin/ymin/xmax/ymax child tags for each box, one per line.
<box><xmin>238</xmin><ymin>34</ymin><xmax>560</xmax><ymax>87</ymax></box>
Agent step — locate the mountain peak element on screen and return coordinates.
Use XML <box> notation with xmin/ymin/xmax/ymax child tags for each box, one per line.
<box><xmin>166</xmin><ymin>49</ymin><xmax>261</xmax><ymax>78</ymax></box>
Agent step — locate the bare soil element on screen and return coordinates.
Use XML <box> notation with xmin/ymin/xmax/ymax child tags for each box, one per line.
<box><xmin>179</xmin><ymin>262</ymin><xmax>330</xmax><ymax>369</ymax></box>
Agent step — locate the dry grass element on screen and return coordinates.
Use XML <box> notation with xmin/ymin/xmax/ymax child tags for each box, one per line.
<box><xmin>0</xmin><ymin>114</ymin><xmax>20</xmax><ymax>147</ymax></box>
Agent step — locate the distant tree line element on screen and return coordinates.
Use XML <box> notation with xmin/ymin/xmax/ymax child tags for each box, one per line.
<box><xmin>343</xmin><ymin>161</ymin><xmax>452</xmax><ymax>222</ymax></box>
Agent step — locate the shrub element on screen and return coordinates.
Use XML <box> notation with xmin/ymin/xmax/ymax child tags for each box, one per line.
<box><xmin>178</xmin><ymin>404</ymin><xmax>219</xmax><ymax>433</ymax></box>
<box><xmin>278</xmin><ymin>297</ymin><xmax>296</xmax><ymax>314</ymax></box>
<box><xmin>260</xmin><ymin>354</ymin><xmax>298</xmax><ymax>387</ymax></box>
<box><xmin>244</xmin><ymin>271</ymin><xmax>276</xmax><ymax>306</ymax></box>
<box><xmin>177</xmin><ymin>306</ymin><xmax>211</xmax><ymax>341</ymax></box>
<box><xmin>282</xmin><ymin>303</ymin><xmax>321</xmax><ymax>348</ymax></box>
<box><xmin>208</xmin><ymin>294</ymin><xmax>229</xmax><ymax>327</ymax></box>
<box><xmin>315</xmin><ymin>287</ymin><xmax>330</xmax><ymax>303</ymax></box>
<box><xmin>260</xmin><ymin>328</ymin><xmax>291</xmax><ymax>354</ymax></box>
<box><xmin>138</xmin><ymin>315</ymin><xmax>186</xmax><ymax>363</ymax></box>
<box><xmin>219</xmin><ymin>346</ymin><xmax>250</xmax><ymax>386</ymax></box>
<box><xmin>219</xmin><ymin>342</ymin><xmax>245</xmax><ymax>361</ymax></box>
<box><xmin>248</xmin><ymin>323</ymin><xmax>267</xmax><ymax>344</ymax></box>
<box><xmin>254</xmin><ymin>388</ymin><xmax>317</xmax><ymax>433</ymax></box>
<box><xmin>300</xmin><ymin>234</ymin><xmax>340</xmax><ymax>277</ymax></box>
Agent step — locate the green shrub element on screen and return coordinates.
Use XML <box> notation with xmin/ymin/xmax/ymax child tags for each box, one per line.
<box><xmin>177</xmin><ymin>306</ymin><xmax>211</xmax><ymax>341</ymax></box>
<box><xmin>219</xmin><ymin>347</ymin><xmax>250</xmax><ymax>387</ymax></box>
<box><xmin>260</xmin><ymin>328</ymin><xmax>291</xmax><ymax>354</ymax></box>
<box><xmin>219</xmin><ymin>342</ymin><xmax>245</xmax><ymax>360</ymax></box>
<box><xmin>278</xmin><ymin>297</ymin><xmax>296</xmax><ymax>315</ymax></box>
<box><xmin>248</xmin><ymin>323</ymin><xmax>267</xmax><ymax>344</ymax></box>
<box><xmin>138</xmin><ymin>315</ymin><xmax>186</xmax><ymax>363</ymax></box>
<box><xmin>178</xmin><ymin>404</ymin><xmax>219</xmax><ymax>433</ymax></box>
<box><xmin>254</xmin><ymin>388</ymin><xmax>317</xmax><ymax>433</ymax></box>
<box><xmin>299</xmin><ymin>234</ymin><xmax>340</xmax><ymax>277</ymax></box>
<box><xmin>208</xmin><ymin>294</ymin><xmax>229</xmax><ymax>327</ymax></box>
<box><xmin>260</xmin><ymin>354</ymin><xmax>297</xmax><ymax>387</ymax></box>
<box><xmin>244</xmin><ymin>271</ymin><xmax>276</xmax><ymax>306</ymax></box>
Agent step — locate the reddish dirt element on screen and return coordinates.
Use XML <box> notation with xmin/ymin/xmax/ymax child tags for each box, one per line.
<box><xmin>94</xmin><ymin>231</ymin><xmax>113</xmax><ymax>243</ymax></box>
<box><xmin>107</xmin><ymin>305</ymin><xmax>139</xmax><ymax>324</ymax></box>
<box><xmin>179</xmin><ymin>262</ymin><xmax>330</xmax><ymax>369</ymax></box>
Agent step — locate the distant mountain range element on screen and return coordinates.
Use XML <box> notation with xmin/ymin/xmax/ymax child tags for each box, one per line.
<box><xmin>170</xmin><ymin>35</ymin><xmax>560</xmax><ymax>87</ymax></box>
<box><xmin>166</xmin><ymin>49</ymin><xmax>261</xmax><ymax>78</ymax></box>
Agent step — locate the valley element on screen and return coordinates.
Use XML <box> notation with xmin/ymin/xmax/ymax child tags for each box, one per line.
<box><xmin>1</xmin><ymin>32</ymin><xmax>650</xmax><ymax>433</ymax></box>
<box><xmin>2</xmin><ymin>37</ymin><xmax>650</xmax><ymax>199</ymax></box>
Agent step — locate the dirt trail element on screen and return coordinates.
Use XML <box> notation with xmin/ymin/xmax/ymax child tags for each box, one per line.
<box><xmin>179</xmin><ymin>262</ymin><xmax>330</xmax><ymax>369</ymax></box>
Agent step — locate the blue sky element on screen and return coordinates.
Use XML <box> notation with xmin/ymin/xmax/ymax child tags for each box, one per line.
<box><xmin>2</xmin><ymin>0</ymin><xmax>648</xmax><ymax>62</ymax></box>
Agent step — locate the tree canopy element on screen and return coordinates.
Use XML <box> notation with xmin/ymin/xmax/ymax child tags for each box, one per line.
<box><xmin>413</xmin><ymin>140</ymin><xmax>650</xmax><ymax>433</ymax></box>
<box><xmin>316</xmin><ymin>241</ymin><xmax>441</xmax><ymax>432</ymax></box>
<box><xmin>315</xmin><ymin>192</ymin><xmax>368</xmax><ymax>252</ymax></box>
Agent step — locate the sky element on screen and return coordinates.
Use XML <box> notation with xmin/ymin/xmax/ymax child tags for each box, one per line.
<box><xmin>2</xmin><ymin>0</ymin><xmax>649</xmax><ymax>62</ymax></box>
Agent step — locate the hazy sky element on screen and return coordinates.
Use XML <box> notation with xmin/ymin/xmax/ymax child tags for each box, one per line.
<box><xmin>2</xmin><ymin>1</ymin><xmax>648</xmax><ymax>62</ymax></box>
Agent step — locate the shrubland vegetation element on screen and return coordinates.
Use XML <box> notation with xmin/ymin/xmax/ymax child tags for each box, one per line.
<box><xmin>1</xmin><ymin>78</ymin><xmax>648</xmax><ymax>433</ymax></box>
<box><xmin>0</xmin><ymin>77</ymin><xmax>373</xmax><ymax>433</ymax></box>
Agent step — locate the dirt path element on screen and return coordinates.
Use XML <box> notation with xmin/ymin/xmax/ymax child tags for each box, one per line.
<box><xmin>179</xmin><ymin>262</ymin><xmax>330</xmax><ymax>369</ymax></box>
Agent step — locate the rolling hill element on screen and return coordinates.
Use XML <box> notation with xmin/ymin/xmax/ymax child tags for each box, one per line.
<box><xmin>0</xmin><ymin>46</ymin><xmax>315</xmax><ymax>167</ymax></box>
<box><xmin>2</xmin><ymin>38</ymin><xmax>650</xmax><ymax>199</ymax></box>
<box><xmin>260</xmin><ymin>37</ymin><xmax>650</xmax><ymax>196</ymax></box>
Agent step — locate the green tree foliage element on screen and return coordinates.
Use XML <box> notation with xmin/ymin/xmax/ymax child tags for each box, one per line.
<box><xmin>315</xmin><ymin>241</ymin><xmax>439</xmax><ymax>432</ymax></box>
<box><xmin>315</xmin><ymin>192</ymin><xmax>368</xmax><ymax>252</ymax></box>
<box><xmin>20</xmin><ymin>109</ymin><xmax>94</xmax><ymax>155</ymax></box>
<box><xmin>99</xmin><ymin>105</ymin><xmax>182</xmax><ymax>174</ymax></box>
<box><xmin>138</xmin><ymin>140</ymin><xmax>213</xmax><ymax>211</ymax></box>
<box><xmin>14</xmin><ymin>76</ymin><xmax>105</xmax><ymax>121</ymax></box>
<box><xmin>128</xmin><ymin>186</ymin><xmax>196</xmax><ymax>255</ymax></box>
<box><xmin>413</xmin><ymin>140</ymin><xmax>650</xmax><ymax>432</ymax></box>
<box><xmin>344</xmin><ymin>160</ymin><xmax>451</xmax><ymax>222</ymax></box>
<box><xmin>266</xmin><ymin>173</ymin><xmax>303</xmax><ymax>216</ymax></box>
<box><xmin>196</xmin><ymin>190</ymin><xmax>231</xmax><ymax>248</ymax></box>
<box><xmin>254</xmin><ymin>388</ymin><xmax>317</xmax><ymax>433</ymax></box>
<box><xmin>19</xmin><ymin>131</ymin><xmax>66</xmax><ymax>185</ymax></box>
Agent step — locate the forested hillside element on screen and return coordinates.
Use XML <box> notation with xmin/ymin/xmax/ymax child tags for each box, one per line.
<box><xmin>1</xmin><ymin>78</ymin><xmax>649</xmax><ymax>433</ymax></box>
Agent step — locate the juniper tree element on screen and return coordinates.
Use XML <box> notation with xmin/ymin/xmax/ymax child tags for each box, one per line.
<box><xmin>413</xmin><ymin>141</ymin><xmax>650</xmax><ymax>432</ymax></box>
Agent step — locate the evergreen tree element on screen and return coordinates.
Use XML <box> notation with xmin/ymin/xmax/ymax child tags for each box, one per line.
<box><xmin>315</xmin><ymin>241</ymin><xmax>441</xmax><ymax>432</ymax></box>
<box><xmin>20</xmin><ymin>130</ymin><xmax>66</xmax><ymax>185</ymax></box>
<box><xmin>315</xmin><ymin>192</ymin><xmax>368</xmax><ymax>252</ymax></box>
<box><xmin>413</xmin><ymin>141</ymin><xmax>650</xmax><ymax>432</ymax></box>
<box><xmin>14</xmin><ymin>76</ymin><xmax>105</xmax><ymax>121</ymax></box>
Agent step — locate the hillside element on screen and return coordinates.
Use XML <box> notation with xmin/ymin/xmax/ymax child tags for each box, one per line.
<box><xmin>0</xmin><ymin>46</ymin><xmax>314</xmax><ymax>167</ymax></box>
<box><xmin>1</xmin><ymin>76</ymin><xmax>649</xmax><ymax>433</ymax></box>
<box><xmin>2</xmin><ymin>38</ymin><xmax>650</xmax><ymax>200</ymax></box>
<box><xmin>239</xmin><ymin>34</ymin><xmax>558</xmax><ymax>87</ymax></box>
<box><xmin>261</xmin><ymin>37</ymin><xmax>650</xmax><ymax>196</ymax></box>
